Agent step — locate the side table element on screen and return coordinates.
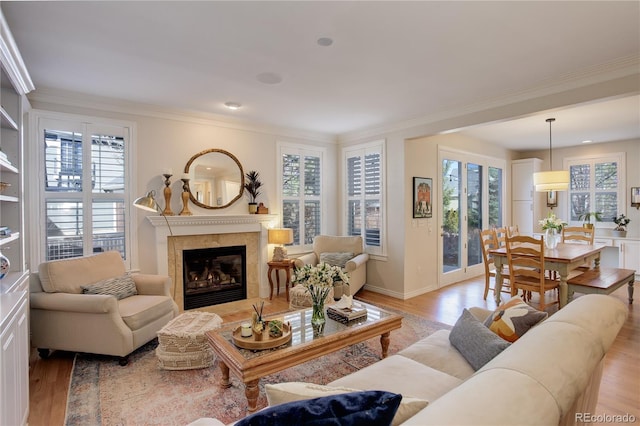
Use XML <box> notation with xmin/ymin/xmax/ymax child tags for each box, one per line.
<box><xmin>267</xmin><ymin>260</ymin><xmax>294</xmax><ymax>301</ymax></box>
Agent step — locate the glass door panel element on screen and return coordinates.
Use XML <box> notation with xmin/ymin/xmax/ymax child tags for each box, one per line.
<box><xmin>442</xmin><ymin>159</ymin><xmax>461</xmax><ymax>274</ymax></box>
<box><xmin>467</xmin><ymin>163</ymin><xmax>482</xmax><ymax>267</ymax></box>
<box><xmin>488</xmin><ymin>167</ymin><xmax>503</xmax><ymax>227</ymax></box>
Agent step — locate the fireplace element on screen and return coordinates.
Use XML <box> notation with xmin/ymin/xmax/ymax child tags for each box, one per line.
<box><xmin>183</xmin><ymin>245</ymin><xmax>247</xmax><ymax>310</ymax></box>
<box><xmin>147</xmin><ymin>214</ymin><xmax>277</xmax><ymax>313</ymax></box>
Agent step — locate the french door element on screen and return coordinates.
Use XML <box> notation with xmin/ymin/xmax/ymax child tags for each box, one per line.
<box><xmin>438</xmin><ymin>149</ymin><xmax>505</xmax><ymax>287</ymax></box>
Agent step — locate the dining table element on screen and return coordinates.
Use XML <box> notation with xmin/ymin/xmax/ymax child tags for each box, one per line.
<box><xmin>490</xmin><ymin>242</ymin><xmax>606</xmax><ymax>308</ymax></box>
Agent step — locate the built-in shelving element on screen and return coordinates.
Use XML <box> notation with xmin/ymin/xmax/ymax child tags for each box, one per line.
<box><xmin>0</xmin><ymin>9</ymin><xmax>33</xmax><ymax>424</ymax></box>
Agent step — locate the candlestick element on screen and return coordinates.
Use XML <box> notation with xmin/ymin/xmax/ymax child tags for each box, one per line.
<box><xmin>179</xmin><ymin>178</ymin><xmax>192</xmax><ymax>216</ymax></box>
<box><xmin>162</xmin><ymin>173</ymin><xmax>174</xmax><ymax>216</ymax></box>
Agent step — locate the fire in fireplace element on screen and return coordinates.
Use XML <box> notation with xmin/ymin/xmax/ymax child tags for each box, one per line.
<box><xmin>182</xmin><ymin>245</ymin><xmax>247</xmax><ymax>310</ymax></box>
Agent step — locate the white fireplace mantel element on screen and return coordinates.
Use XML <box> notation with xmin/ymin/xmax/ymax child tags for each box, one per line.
<box><xmin>147</xmin><ymin>214</ymin><xmax>279</xmax><ymax>299</ymax></box>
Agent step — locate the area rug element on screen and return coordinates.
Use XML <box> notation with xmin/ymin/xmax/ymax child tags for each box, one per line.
<box><xmin>65</xmin><ymin>306</ymin><xmax>450</xmax><ymax>426</ymax></box>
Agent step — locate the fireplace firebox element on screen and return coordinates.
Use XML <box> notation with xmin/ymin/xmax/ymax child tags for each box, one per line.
<box><xmin>182</xmin><ymin>245</ymin><xmax>247</xmax><ymax>310</ymax></box>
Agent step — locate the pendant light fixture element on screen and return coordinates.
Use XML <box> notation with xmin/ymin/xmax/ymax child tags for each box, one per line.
<box><xmin>533</xmin><ymin>118</ymin><xmax>569</xmax><ymax>192</ymax></box>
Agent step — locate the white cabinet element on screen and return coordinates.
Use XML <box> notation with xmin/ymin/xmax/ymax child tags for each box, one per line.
<box><xmin>1</xmin><ymin>290</ymin><xmax>28</xmax><ymax>426</ymax></box>
<box><xmin>0</xmin><ymin>10</ymin><xmax>33</xmax><ymax>426</ymax></box>
<box><xmin>511</xmin><ymin>159</ymin><xmax>545</xmax><ymax>234</ymax></box>
<box><xmin>617</xmin><ymin>239</ymin><xmax>640</xmax><ymax>275</ymax></box>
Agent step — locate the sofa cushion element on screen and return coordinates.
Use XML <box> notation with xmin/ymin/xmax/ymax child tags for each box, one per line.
<box><xmin>397</xmin><ymin>329</ymin><xmax>475</xmax><ymax>380</ymax></box>
<box><xmin>483</xmin><ymin>295</ymin><xmax>547</xmax><ymax>342</ymax></box>
<box><xmin>38</xmin><ymin>251</ymin><xmax>127</xmax><ymax>294</ymax></box>
<box><xmin>236</xmin><ymin>390</ymin><xmax>401</xmax><ymax>426</ymax></box>
<box><xmin>329</xmin><ymin>355</ymin><xmax>462</xmax><ymax>402</ymax></box>
<box><xmin>118</xmin><ymin>295</ymin><xmax>176</xmax><ymax>330</ymax></box>
<box><xmin>81</xmin><ymin>272</ymin><xmax>138</xmax><ymax>300</ymax></box>
<box><xmin>449</xmin><ymin>309</ymin><xmax>511</xmax><ymax>370</ymax></box>
<box><xmin>265</xmin><ymin>382</ymin><xmax>428</xmax><ymax>426</ymax></box>
<box><xmin>320</xmin><ymin>252</ymin><xmax>354</xmax><ymax>268</ymax></box>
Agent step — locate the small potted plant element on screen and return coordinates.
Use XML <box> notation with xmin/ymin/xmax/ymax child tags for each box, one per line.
<box><xmin>578</xmin><ymin>211</ymin><xmax>602</xmax><ymax>229</ymax></box>
<box><xmin>243</xmin><ymin>170</ymin><xmax>263</xmax><ymax>214</ymax></box>
<box><xmin>268</xmin><ymin>320</ymin><xmax>284</xmax><ymax>338</ymax></box>
<box><xmin>612</xmin><ymin>214</ymin><xmax>630</xmax><ymax>237</ymax></box>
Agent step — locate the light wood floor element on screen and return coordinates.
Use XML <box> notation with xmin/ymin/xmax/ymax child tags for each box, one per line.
<box><xmin>28</xmin><ymin>275</ymin><xmax>638</xmax><ymax>426</ymax></box>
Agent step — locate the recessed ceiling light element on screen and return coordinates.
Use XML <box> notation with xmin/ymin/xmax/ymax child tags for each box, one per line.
<box><xmin>256</xmin><ymin>72</ymin><xmax>283</xmax><ymax>85</ymax></box>
<box><xmin>582</xmin><ymin>140</ymin><xmax>593</xmax><ymax>144</ymax></box>
<box><xmin>317</xmin><ymin>37</ymin><xmax>333</xmax><ymax>47</ymax></box>
<box><xmin>224</xmin><ymin>102</ymin><xmax>241</xmax><ymax>110</ymax></box>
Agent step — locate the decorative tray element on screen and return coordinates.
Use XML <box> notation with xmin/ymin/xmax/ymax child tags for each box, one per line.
<box><xmin>232</xmin><ymin>322</ymin><xmax>292</xmax><ymax>350</ymax></box>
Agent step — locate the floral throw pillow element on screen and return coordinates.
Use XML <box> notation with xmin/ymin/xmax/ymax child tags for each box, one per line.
<box><xmin>483</xmin><ymin>296</ymin><xmax>548</xmax><ymax>342</ymax></box>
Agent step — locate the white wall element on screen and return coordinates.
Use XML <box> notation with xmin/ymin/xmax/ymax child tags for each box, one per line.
<box><xmin>27</xmin><ymin>99</ymin><xmax>339</xmax><ymax>273</ymax></box>
<box><xmin>518</xmin><ymin>138</ymin><xmax>640</xmax><ymax>238</ymax></box>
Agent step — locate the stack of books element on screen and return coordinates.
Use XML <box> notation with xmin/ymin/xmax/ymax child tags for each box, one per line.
<box><xmin>327</xmin><ymin>303</ymin><xmax>367</xmax><ymax>324</ymax></box>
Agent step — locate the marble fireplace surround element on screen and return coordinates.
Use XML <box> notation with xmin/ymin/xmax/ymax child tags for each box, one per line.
<box><xmin>147</xmin><ymin>214</ymin><xmax>278</xmax><ymax>313</ymax></box>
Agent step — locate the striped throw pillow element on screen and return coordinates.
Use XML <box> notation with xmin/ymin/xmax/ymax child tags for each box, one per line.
<box><xmin>81</xmin><ymin>272</ymin><xmax>138</xmax><ymax>300</ymax></box>
<box><xmin>319</xmin><ymin>252</ymin><xmax>354</xmax><ymax>268</ymax></box>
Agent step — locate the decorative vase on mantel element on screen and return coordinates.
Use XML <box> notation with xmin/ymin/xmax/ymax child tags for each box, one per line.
<box><xmin>311</xmin><ymin>299</ymin><xmax>326</xmax><ymax>336</ymax></box>
<box><xmin>544</xmin><ymin>228</ymin><xmax>559</xmax><ymax>250</ymax></box>
<box><xmin>248</xmin><ymin>202</ymin><xmax>258</xmax><ymax>214</ymax></box>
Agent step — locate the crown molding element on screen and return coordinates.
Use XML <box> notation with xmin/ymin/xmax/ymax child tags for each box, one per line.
<box><xmin>0</xmin><ymin>10</ymin><xmax>34</xmax><ymax>94</ymax></box>
<box><xmin>338</xmin><ymin>55</ymin><xmax>640</xmax><ymax>143</ymax></box>
<box><xmin>28</xmin><ymin>87</ymin><xmax>337</xmax><ymax>145</ymax></box>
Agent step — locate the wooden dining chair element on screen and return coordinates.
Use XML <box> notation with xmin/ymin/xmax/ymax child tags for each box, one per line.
<box><xmin>495</xmin><ymin>227</ymin><xmax>508</xmax><ymax>247</ymax></box>
<box><xmin>562</xmin><ymin>226</ymin><xmax>595</xmax><ymax>273</ymax></box>
<box><xmin>505</xmin><ymin>234</ymin><xmax>559</xmax><ymax>311</ymax></box>
<box><xmin>479</xmin><ymin>229</ymin><xmax>510</xmax><ymax>300</ymax></box>
<box><xmin>562</xmin><ymin>226</ymin><xmax>595</xmax><ymax>244</ymax></box>
<box><xmin>506</xmin><ymin>225</ymin><xmax>519</xmax><ymax>238</ymax></box>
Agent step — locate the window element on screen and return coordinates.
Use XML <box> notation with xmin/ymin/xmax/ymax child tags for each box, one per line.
<box><xmin>344</xmin><ymin>140</ymin><xmax>385</xmax><ymax>256</ymax></box>
<box><xmin>279</xmin><ymin>144</ymin><xmax>324</xmax><ymax>248</ymax></box>
<box><xmin>565</xmin><ymin>153</ymin><xmax>626</xmax><ymax>225</ymax></box>
<box><xmin>34</xmin><ymin>114</ymin><xmax>134</xmax><ymax>266</ymax></box>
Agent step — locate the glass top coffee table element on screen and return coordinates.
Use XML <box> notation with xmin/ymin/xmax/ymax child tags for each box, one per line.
<box><xmin>205</xmin><ymin>301</ymin><xmax>402</xmax><ymax>412</ymax></box>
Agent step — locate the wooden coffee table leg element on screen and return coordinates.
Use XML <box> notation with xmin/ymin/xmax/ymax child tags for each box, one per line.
<box><xmin>219</xmin><ymin>361</ymin><xmax>231</xmax><ymax>389</ymax></box>
<box><xmin>245</xmin><ymin>379</ymin><xmax>260</xmax><ymax>412</ymax></box>
<box><xmin>380</xmin><ymin>332</ymin><xmax>390</xmax><ymax>358</ymax></box>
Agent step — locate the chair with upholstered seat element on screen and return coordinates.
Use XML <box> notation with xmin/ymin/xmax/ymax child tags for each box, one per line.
<box><xmin>293</xmin><ymin>235</ymin><xmax>369</xmax><ymax>299</ymax></box>
<box><xmin>30</xmin><ymin>251</ymin><xmax>179</xmax><ymax>365</ymax></box>
<box><xmin>479</xmin><ymin>229</ymin><xmax>510</xmax><ymax>300</ymax></box>
<box><xmin>506</xmin><ymin>235</ymin><xmax>559</xmax><ymax>311</ymax></box>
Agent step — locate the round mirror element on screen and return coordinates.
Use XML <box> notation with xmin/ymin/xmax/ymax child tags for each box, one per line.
<box><xmin>184</xmin><ymin>149</ymin><xmax>245</xmax><ymax>209</ymax></box>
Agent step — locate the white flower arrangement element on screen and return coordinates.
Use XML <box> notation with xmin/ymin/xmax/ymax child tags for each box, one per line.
<box><xmin>292</xmin><ymin>262</ymin><xmax>349</xmax><ymax>306</ymax></box>
<box><xmin>539</xmin><ymin>213</ymin><xmax>567</xmax><ymax>231</ymax></box>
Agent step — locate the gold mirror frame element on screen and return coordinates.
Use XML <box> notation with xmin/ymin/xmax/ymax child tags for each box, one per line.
<box><xmin>184</xmin><ymin>148</ymin><xmax>245</xmax><ymax>209</ymax></box>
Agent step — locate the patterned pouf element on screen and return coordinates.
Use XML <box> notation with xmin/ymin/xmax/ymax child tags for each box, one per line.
<box><xmin>289</xmin><ymin>285</ymin><xmax>335</xmax><ymax>310</ymax></box>
<box><xmin>156</xmin><ymin>311</ymin><xmax>223</xmax><ymax>370</ymax></box>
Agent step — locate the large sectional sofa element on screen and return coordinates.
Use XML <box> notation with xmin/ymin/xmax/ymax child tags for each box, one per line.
<box><xmin>195</xmin><ymin>293</ymin><xmax>627</xmax><ymax>425</ymax></box>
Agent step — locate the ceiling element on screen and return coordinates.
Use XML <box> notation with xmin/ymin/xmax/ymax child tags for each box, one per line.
<box><xmin>2</xmin><ymin>1</ymin><xmax>639</xmax><ymax>149</ymax></box>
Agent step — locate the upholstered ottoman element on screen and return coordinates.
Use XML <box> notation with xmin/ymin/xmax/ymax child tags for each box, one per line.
<box><xmin>156</xmin><ymin>311</ymin><xmax>223</xmax><ymax>370</ymax></box>
<box><xmin>289</xmin><ymin>285</ymin><xmax>335</xmax><ymax>310</ymax></box>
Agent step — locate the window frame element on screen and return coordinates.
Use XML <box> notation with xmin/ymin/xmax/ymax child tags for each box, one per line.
<box><xmin>27</xmin><ymin>110</ymin><xmax>137</xmax><ymax>269</ymax></box>
<box><xmin>277</xmin><ymin>142</ymin><xmax>326</xmax><ymax>253</ymax></box>
<box><xmin>342</xmin><ymin>139</ymin><xmax>386</xmax><ymax>257</ymax></box>
<box><xmin>564</xmin><ymin>152</ymin><xmax>626</xmax><ymax>228</ymax></box>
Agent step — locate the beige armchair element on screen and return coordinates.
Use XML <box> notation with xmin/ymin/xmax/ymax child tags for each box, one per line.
<box><xmin>30</xmin><ymin>251</ymin><xmax>179</xmax><ymax>365</ymax></box>
<box><xmin>293</xmin><ymin>235</ymin><xmax>369</xmax><ymax>299</ymax></box>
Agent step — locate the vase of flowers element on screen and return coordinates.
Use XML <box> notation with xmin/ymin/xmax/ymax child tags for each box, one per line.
<box><xmin>539</xmin><ymin>213</ymin><xmax>567</xmax><ymax>249</ymax></box>
<box><xmin>292</xmin><ymin>262</ymin><xmax>349</xmax><ymax>336</ymax></box>
<box><xmin>612</xmin><ymin>214</ymin><xmax>630</xmax><ymax>237</ymax></box>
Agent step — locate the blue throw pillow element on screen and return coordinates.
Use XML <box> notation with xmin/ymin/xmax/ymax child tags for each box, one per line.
<box><xmin>235</xmin><ymin>390</ymin><xmax>402</xmax><ymax>426</ymax></box>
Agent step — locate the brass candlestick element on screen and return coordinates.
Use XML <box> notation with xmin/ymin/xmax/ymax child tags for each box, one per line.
<box><xmin>179</xmin><ymin>178</ymin><xmax>192</xmax><ymax>216</ymax></box>
<box><xmin>162</xmin><ymin>174</ymin><xmax>174</xmax><ymax>216</ymax></box>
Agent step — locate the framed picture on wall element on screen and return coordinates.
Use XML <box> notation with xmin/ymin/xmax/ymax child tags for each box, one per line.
<box><xmin>546</xmin><ymin>190</ymin><xmax>557</xmax><ymax>208</ymax></box>
<box><xmin>413</xmin><ymin>177</ymin><xmax>433</xmax><ymax>218</ymax></box>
